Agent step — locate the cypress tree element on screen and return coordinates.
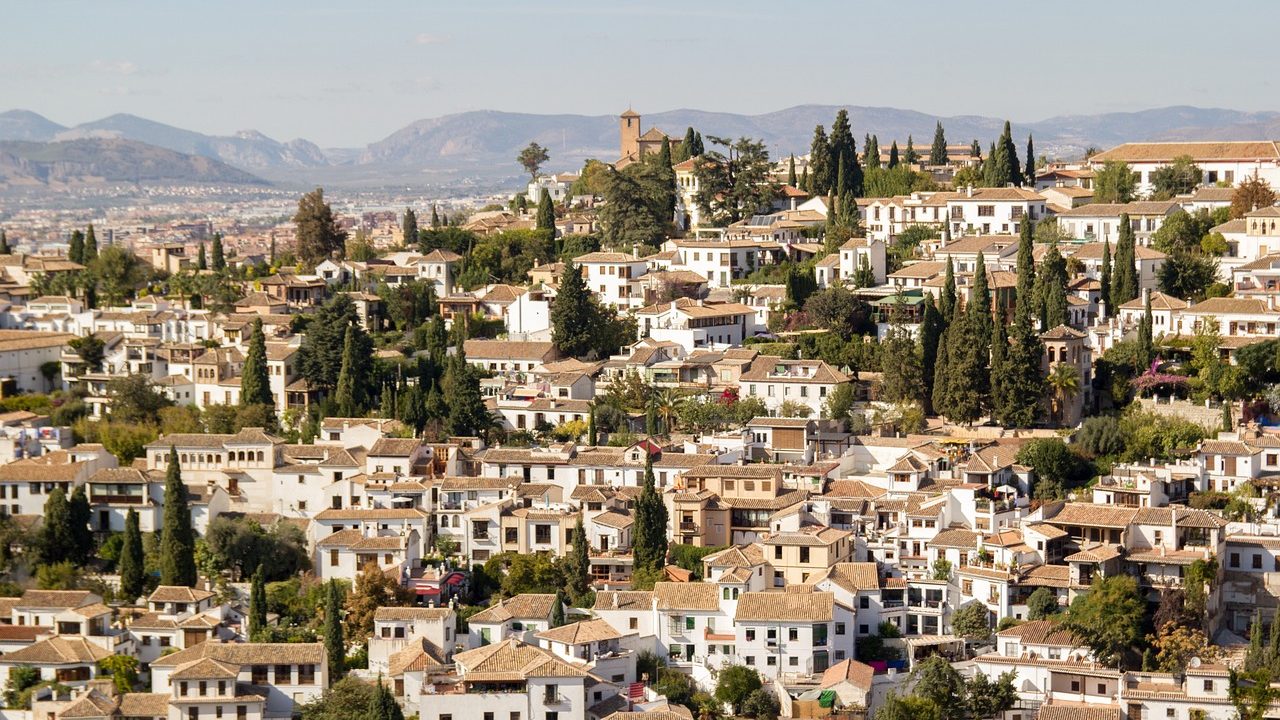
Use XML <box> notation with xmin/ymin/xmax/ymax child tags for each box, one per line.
<box><xmin>1112</xmin><ymin>214</ymin><xmax>1138</xmax><ymax>307</ymax></box>
<box><xmin>888</xmin><ymin>141</ymin><xmax>900</xmax><ymax>169</ymax></box>
<box><xmin>632</xmin><ymin>455</ymin><xmax>668</xmax><ymax>573</ymax></box>
<box><xmin>119</xmin><ymin>509</ymin><xmax>145</xmax><ymax>601</ymax></box>
<box><xmin>367</xmin><ymin>677</ymin><xmax>404</xmax><ymax>720</ymax></box>
<box><xmin>1138</xmin><ymin>294</ymin><xmax>1155</xmax><ymax>368</ymax></box>
<box><xmin>552</xmin><ymin>590</ymin><xmax>567</xmax><ymax>628</ymax></box>
<box><xmin>940</xmin><ymin>258</ymin><xmax>957</xmax><ymax>323</ymax></box>
<box><xmin>69</xmin><ymin>230</ymin><xmax>85</xmax><ymax>264</ymax></box>
<box><xmin>402</xmin><ymin>208</ymin><xmax>418</xmax><ymax>246</ymax></box>
<box><xmin>1000</xmin><ymin>121</ymin><xmax>1021</xmax><ymax>187</ymax></box>
<box><xmin>989</xmin><ymin>321</ymin><xmax>1010</xmax><ymax>426</ymax></box>
<box><xmin>904</xmin><ymin>136</ymin><xmax>918</xmax><ymax>165</ymax></box>
<box><xmin>691</xmin><ymin>131</ymin><xmax>704</xmax><ymax>157</ymax></box>
<box><xmin>241</xmin><ymin>318</ymin><xmax>273</xmax><ymax>407</ymax></box>
<box><xmin>970</xmin><ymin>252</ymin><xmax>992</xmax><ymax>342</ymax></box>
<box><xmin>379</xmin><ymin>384</ymin><xmax>394</xmax><ymax>419</ymax></box>
<box><xmin>799</xmin><ymin>166</ymin><xmax>809</xmax><ymax>194</ymax></box>
<box><xmin>38</xmin><ymin>488</ymin><xmax>75</xmax><ymax>566</ymax></box>
<box><xmin>1024</xmin><ymin>134</ymin><xmax>1036</xmax><ymax>186</ymax></box>
<box><xmin>1015</xmin><ymin>220</ymin><xmax>1036</xmax><ymax>323</ymax></box>
<box><xmin>920</xmin><ymin>297</ymin><xmax>944</xmax><ymax>415</ymax></box>
<box><xmin>1099</xmin><ymin>240</ymin><xmax>1113</xmax><ymax>315</ymax></box>
<box><xmin>930</xmin><ymin>122</ymin><xmax>948</xmax><ymax>166</ymax></box>
<box><xmin>536</xmin><ymin>188</ymin><xmax>555</xmax><ymax>232</ymax></box>
<box><xmin>681</xmin><ymin>127</ymin><xmax>698</xmax><ymax>161</ymax></box>
<box><xmin>970</xmin><ymin>139</ymin><xmax>982</xmax><ymax>162</ymax></box>
<box><xmin>269</xmin><ymin>235</ymin><xmax>277</xmax><ymax>264</ymax></box>
<box><xmin>1038</xmin><ymin>243</ymin><xmax>1068</xmax><ymax>329</ymax></box>
<box><xmin>0</xmin><ymin>229</ymin><xmax>9</xmax><ymax>255</ymax></box>
<box><xmin>334</xmin><ymin>326</ymin><xmax>360</xmax><ymax>417</ymax></box>
<box><xmin>985</xmin><ymin>139</ymin><xmax>1007</xmax><ymax>188</ymax></box>
<box><xmin>550</xmin><ymin>258</ymin><xmax>599</xmax><ymax>358</ymax></box>
<box><xmin>932</xmin><ymin>328</ymin><xmax>952</xmax><ymax>418</ymax></box>
<box><xmin>1002</xmin><ymin>308</ymin><xmax>1046</xmax><ymax>428</ymax></box>
<box><xmin>324</xmin><ymin>579</ymin><xmax>344</xmax><ymax>679</ymax></box>
<box><xmin>445</xmin><ymin>349</ymin><xmax>489</xmax><ymax>437</ymax></box>
<box><xmin>430</xmin><ymin>205</ymin><xmax>441</xmax><ymax>229</ymax></box>
<box><xmin>808</xmin><ymin>125</ymin><xmax>832</xmax><ymax>199</ymax></box>
<box><xmin>211</xmin><ymin>233</ymin><xmax>226</xmax><ymax>272</ymax></box>
<box><xmin>942</xmin><ymin>312</ymin><xmax>990</xmax><ymax>426</ymax></box>
<box><xmin>197</xmin><ymin>244</ymin><xmax>207</xmax><ymax>271</ymax></box>
<box><xmin>656</xmin><ymin>137</ymin><xmax>677</xmax><ymax>219</ymax></box>
<box><xmin>250</xmin><ymin>567</ymin><xmax>268</xmax><ymax>636</ymax></box>
<box><xmin>587</xmin><ymin>404</ymin><xmax>597</xmax><ymax>445</ymax></box>
<box><xmin>1246</xmin><ymin>610</ymin><xmax>1266</xmax><ymax>671</ymax></box>
<box><xmin>864</xmin><ymin>134</ymin><xmax>879</xmax><ymax>171</ymax></box>
<box><xmin>68</xmin><ymin>485</ymin><xmax>93</xmax><ymax>564</ymax></box>
<box><xmin>160</xmin><ymin>447</ymin><xmax>197</xmax><ymax>586</ymax></box>
<box><xmin>84</xmin><ymin>224</ymin><xmax>98</xmax><ymax>262</ymax></box>
<box><xmin>568</xmin><ymin>516</ymin><xmax>590</xmax><ymax>600</ymax></box>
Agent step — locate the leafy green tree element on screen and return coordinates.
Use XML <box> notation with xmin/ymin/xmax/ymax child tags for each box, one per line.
<box><xmin>1036</xmin><ymin>243</ymin><xmax>1068</xmax><ymax>330</ymax></box>
<box><xmin>1230</xmin><ymin>176</ymin><xmax>1277</xmax><ymax>219</ymax></box>
<box><xmin>912</xmin><ymin>656</ymin><xmax>965</xmax><ymax>720</ymax></box>
<box><xmin>1017</xmin><ymin>438</ymin><xmax>1092</xmax><ymax>499</ymax></box>
<box><xmin>4</xmin><ymin>665</ymin><xmax>41</xmax><ymax>708</ymax></box>
<box><xmin>929</xmin><ymin>122</ymin><xmax>948</xmax><ymax>165</ymax></box>
<box><xmin>1094</xmin><ymin>161</ymin><xmax>1138</xmax><ymax>203</ymax></box>
<box><xmin>324</xmin><ymin>579</ymin><xmax>345</xmax><ymax>680</ymax></box>
<box><xmin>965</xmin><ymin>671</ymin><xmax>1018</xmax><ymax>720</ymax></box>
<box><xmin>1111</xmin><ymin>214</ymin><xmax>1138</xmax><ymax>307</ymax></box>
<box><xmin>715</xmin><ymin>665</ymin><xmax>762</xmax><ymax>716</ymax></box>
<box><xmin>99</xmin><ymin>654</ymin><xmax>138</xmax><ymax>694</ymax></box>
<box><xmin>333</xmin><ymin>326</ymin><xmax>363</xmax><ymax>417</ymax></box>
<box><xmin>879</xmin><ymin>312</ymin><xmax>923</xmax><ymax>405</ymax></box>
<box><xmin>1150</xmin><ymin>155</ymin><xmax>1202</xmax><ymax>199</ymax></box>
<box><xmin>299</xmin><ymin>295</ymin><xmax>372</xmax><ymax>398</ymax></box>
<box><xmin>298</xmin><ymin>676</ymin><xmax>377</xmax><ymax>720</ymax></box>
<box><xmin>951</xmin><ymin>602</ymin><xmax>992</xmax><ymax>643</ymax></box>
<box><xmin>599</xmin><ymin>163</ymin><xmax>668</xmax><ymax>251</ymax></box>
<box><xmin>517</xmin><ymin>142</ymin><xmax>550</xmax><ymax>181</ymax></box>
<box><xmin>694</xmin><ymin>136</ymin><xmax>777</xmax><ymax>225</ymax></box>
<box><xmin>632</xmin><ymin>456</ymin><xmax>668</xmax><ymax>573</ymax></box>
<box><xmin>1064</xmin><ymin>574</ymin><xmax>1145</xmax><ymax>668</ymax></box>
<box><xmin>742</xmin><ymin>688</ymin><xmax>780</xmax><ymax>720</ymax></box>
<box><xmin>118</xmin><ymin>509</ymin><xmax>146</xmax><ymax>600</ymax></box>
<box><xmin>1158</xmin><ymin>251</ymin><xmax>1219</xmax><ymax>301</ymax></box>
<box><xmin>294</xmin><ymin>188</ymin><xmax>348</xmax><ymax>267</ymax></box>
<box><xmin>159</xmin><ymin>447</ymin><xmax>197</xmax><ymax>586</ymax></box>
<box><xmin>241</xmin><ymin>318</ymin><xmax>273</xmax><ymax>407</ymax></box>
<box><xmin>875</xmin><ymin>693</ymin><xmax>940</xmax><ymax>720</ymax></box>
<box><xmin>211</xmin><ymin>233</ymin><xmax>226</xmax><ymax>272</ymax></box>
<box><xmin>1026</xmin><ymin>586</ymin><xmax>1060</xmax><ymax>620</ymax></box>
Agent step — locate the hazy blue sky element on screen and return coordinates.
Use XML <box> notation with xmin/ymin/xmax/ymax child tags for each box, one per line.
<box><xmin>4</xmin><ymin>0</ymin><xmax>1275</xmax><ymax>147</ymax></box>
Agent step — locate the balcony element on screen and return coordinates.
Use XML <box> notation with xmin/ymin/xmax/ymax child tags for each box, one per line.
<box><xmin>679</xmin><ymin>521</ymin><xmax>700</xmax><ymax>533</ymax></box>
<box><xmin>89</xmin><ymin>494</ymin><xmax>146</xmax><ymax>505</ymax></box>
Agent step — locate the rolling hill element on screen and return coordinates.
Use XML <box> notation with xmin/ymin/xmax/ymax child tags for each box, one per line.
<box><xmin>0</xmin><ymin>138</ymin><xmax>266</xmax><ymax>187</ymax></box>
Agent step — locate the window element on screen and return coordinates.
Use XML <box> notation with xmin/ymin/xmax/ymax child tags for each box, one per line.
<box><xmin>686</xmin><ymin>616</ymin><xmax>695</xmax><ymax>631</ymax></box>
<box><xmin>799</xmin><ymin>547</ymin><xmax>810</xmax><ymax>563</ymax></box>
<box><xmin>330</xmin><ymin>549</ymin><xmax>339</xmax><ymax>566</ymax></box>
<box><xmin>1070</xmin><ymin>681</ymin><xmax>1080</xmax><ymax>692</ymax></box>
<box><xmin>1230</xmin><ymin>553</ymin><xmax>1240</xmax><ymax>568</ymax></box>
<box><xmin>835</xmin><ymin>622</ymin><xmax>846</xmax><ymax>635</ymax></box>
<box><xmin>298</xmin><ymin>664</ymin><xmax>315</xmax><ymax>684</ymax></box>
<box><xmin>774</xmin><ymin>546</ymin><xmax>783</xmax><ymax>560</ymax></box>
<box><xmin>789</xmin><ymin>628</ymin><xmax>798</xmax><ymax>641</ymax></box>
<box><xmin>859</xmin><ymin>624</ymin><xmax>869</xmax><ymax>634</ymax></box>
<box><xmin>767</xmin><ymin>656</ymin><xmax>777</xmax><ymax>666</ymax></box>
<box><xmin>535</xmin><ymin>525</ymin><xmax>551</xmax><ymax>544</ymax></box>
<box><xmin>189</xmin><ymin>709</ymin><xmax>199</xmax><ymax>720</ymax></box>
<box><xmin>789</xmin><ymin>657</ymin><xmax>798</xmax><ymax>666</ymax></box>
<box><xmin>485</xmin><ymin>714</ymin><xmax>494</xmax><ymax>720</ymax></box>
<box><xmin>237</xmin><ymin>708</ymin><xmax>246</xmax><ymax>720</ymax></box>
<box><xmin>511</xmin><ymin>714</ymin><xmax>521</xmax><ymax>720</ymax></box>
<box><xmin>1097</xmin><ymin>684</ymin><xmax>1106</xmax><ymax>694</ymax></box>
<box><xmin>1255</xmin><ymin>554</ymin><xmax>1263</xmax><ymax>569</ymax></box>
<box><xmin>1204</xmin><ymin>680</ymin><xmax>1214</xmax><ymax>692</ymax></box>
<box><xmin>544</xmin><ymin>684</ymin><xmax>559</xmax><ymax>703</ymax></box>
<box><xmin>629</xmin><ymin>618</ymin><xmax>638</xmax><ymax>630</ymax></box>
<box><xmin>275</xmin><ymin>665</ymin><xmax>291</xmax><ymax>683</ymax></box>
<box><xmin>252</xmin><ymin>666</ymin><xmax>269</xmax><ymax>684</ymax></box>
<box><xmin>977</xmin><ymin>205</ymin><xmax>995</xmax><ymax>217</ymax></box>
<box><xmin>745</xmin><ymin>655</ymin><xmax>755</xmax><ymax>665</ymax></box>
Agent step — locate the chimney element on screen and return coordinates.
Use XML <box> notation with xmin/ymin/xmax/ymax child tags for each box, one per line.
<box><xmin>632</xmin><ymin>244</ymin><xmax>639</xmax><ymax>258</ymax></box>
<box><xmin>966</xmin><ymin>185</ymin><xmax>975</xmax><ymax>198</ymax></box>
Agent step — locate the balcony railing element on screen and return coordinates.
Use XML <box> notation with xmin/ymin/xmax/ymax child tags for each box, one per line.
<box><xmin>679</xmin><ymin>521</ymin><xmax>699</xmax><ymax>533</ymax></box>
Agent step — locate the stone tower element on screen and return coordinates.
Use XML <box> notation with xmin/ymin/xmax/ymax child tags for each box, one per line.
<box><xmin>619</xmin><ymin>108</ymin><xmax>641</xmax><ymax>160</ymax></box>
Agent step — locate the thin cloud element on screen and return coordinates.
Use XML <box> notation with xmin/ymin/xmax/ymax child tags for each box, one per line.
<box><xmin>413</xmin><ymin>33</ymin><xmax>449</xmax><ymax>46</ymax></box>
<box><xmin>89</xmin><ymin>59</ymin><xmax>138</xmax><ymax>76</ymax></box>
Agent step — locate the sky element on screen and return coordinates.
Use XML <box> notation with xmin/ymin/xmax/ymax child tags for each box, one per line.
<box><xmin>4</xmin><ymin>0</ymin><xmax>1277</xmax><ymax>148</ymax></box>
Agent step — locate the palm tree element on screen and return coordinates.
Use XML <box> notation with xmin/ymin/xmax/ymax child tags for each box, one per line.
<box><xmin>1047</xmin><ymin>363</ymin><xmax>1081</xmax><ymax>426</ymax></box>
<box><xmin>654</xmin><ymin>388</ymin><xmax>680</xmax><ymax>436</ymax></box>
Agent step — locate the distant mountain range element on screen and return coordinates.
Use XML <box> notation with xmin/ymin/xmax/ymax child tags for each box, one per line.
<box><xmin>3</xmin><ymin>105</ymin><xmax>1279</xmax><ymax>190</ymax></box>
<box><xmin>0</xmin><ymin>137</ymin><xmax>264</xmax><ymax>188</ymax></box>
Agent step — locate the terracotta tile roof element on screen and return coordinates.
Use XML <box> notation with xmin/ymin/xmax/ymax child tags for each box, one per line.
<box><xmin>820</xmin><ymin>658</ymin><xmax>874</xmax><ymax>690</ymax></box>
<box><xmin>150</xmin><ymin>642</ymin><xmax>326</xmax><ymax>668</ymax></box>
<box><xmin>373</xmin><ymin>606</ymin><xmax>453</xmax><ymax>622</ymax></box>
<box><xmin>1017</xmin><ymin>564</ymin><xmax>1071</xmax><ymax>588</ymax></box>
<box><xmin>592</xmin><ymin>510</ymin><xmax>633</xmax><ymax>529</ymax></box>
<box><xmin>1117</xmin><ymin>291</ymin><xmax>1187</xmax><ymax>311</ymax></box>
<box><xmin>467</xmin><ymin>594</ymin><xmax>558</xmax><ymax>624</ymax></box>
<box><xmin>653</xmin><ymin>582</ymin><xmax>720</xmax><ymax>612</ymax></box>
<box><xmin>995</xmin><ymin>619</ymin><xmax>1080</xmax><ymax>646</ymax></box>
<box><xmin>117</xmin><ymin>694</ymin><xmax>171</xmax><ymax>718</ymax></box>
<box><xmin>761</xmin><ymin>525</ymin><xmax>850</xmax><ymax>547</ymax></box>
<box><xmin>535</xmin><ymin>618</ymin><xmax>622</xmax><ymax>644</ymax></box>
<box><xmin>818</xmin><ymin>562</ymin><xmax>880</xmax><ymax>592</ymax></box>
<box><xmin>1036</xmin><ymin>702</ymin><xmax>1122</xmax><ymax>720</ymax></box>
<box><xmin>313</xmin><ymin>508</ymin><xmax>427</xmax><ymax>521</ymax></box>
<box><xmin>1199</xmin><ymin>440</ymin><xmax>1257</xmax><ymax>456</ymax></box>
<box><xmin>171</xmin><ymin>657</ymin><xmax>242</xmax><ymax>680</ymax></box>
<box><xmin>593</xmin><ymin>591</ymin><xmax>653</xmax><ymax>611</ymax></box>
<box><xmin>1064</xmin><ymin>543</ymin><xmax>1123</xmax><ymax>563</ymax></box>
<box><xmin>702</xmin><ymin>544</ymin><xmax>766</xmax><ymax>569</ymax></box>
<box><xmin>1047</xmin><ymin>503</ymin><xmax>1138</xmax><ymax>529</ymax></box>
<box><xmin>58</xmin><ymin>689</ymin><xmax>120</xmax><ymax>719</ymax></box>
<box><xmin>2</xmin><ymin>635</ymin><xmax>112</xmax><ymax>664</ymax></box>
<box><xmin>148</xmin><ymin>586</ymin><xmax>215</xmax><ymax>604</ymax></box>
<box><xmin>454</xmin><ymin>638</ymin><xmax>587</xmax><ymax>681</ymax></box>
<box><xmin>739</xmin><ymin>356</ymin><xmax>851</xmax><ymax>384</ymax></box>
<box><xmin>464</xmin><ymin>339</ymin><xmax>558</xmax><ymax>361</ymax></box>
<box><xmin>1132</xmin><ymin>507</ymin><xmax>1228</xmax><ymax>528</ymax></box>
<box><xmin>388</xmin><ymin>636</ymin><xmax>448</xmax><ymax>675</ymax></box>
<box><xmin>930</xmin><ymin>528</ymin><xmax>983</xmax><ymax>549</ymax></box>
<box><xmin>16</xmin><ymin>589</ymin><xmax>99</xmax><ymax>609</ymax></box>
<box><xmin>368</xmin><ymin>437</ymin><xmax>422</xmax><ymax>456</ymax></box>
<box><xmin>1090</xmin><ymin>141</ymin><xmax>1280</xmax><ymax>163</ymax></box>
<box><xmin>735</xmin><ymin>591</ymin><xmax>834</xmax><ymax>622</ymax></box>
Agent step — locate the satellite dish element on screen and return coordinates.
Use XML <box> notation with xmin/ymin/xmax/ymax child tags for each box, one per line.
<box><xmin>1189</xmin><ymin>657</ymin><xmax>1202</xmax><ymax>668</ymax></box>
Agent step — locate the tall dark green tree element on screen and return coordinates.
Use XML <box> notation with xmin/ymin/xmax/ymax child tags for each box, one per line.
<box><xmin>808</xmin><ymin>125</ymin><xmax>831</xmax><ymax>197</ymax></box>
<box><xmin>1138</xmin><ymin>293</ymin><xmax>1155</xmax><ymax>368</ymax></box>
<box><xmin>367</xmin><ymin>676</ymin><xmax>404</xmax><ymax>720</ymax></box>
<box><xmin>1099</xmin><ymin>240</ymin><xmax>1113</xmax><ymax>315</ymax></box>
<box><xmin>536</xmin><ymin>188</ymin><xmax>556</xmax><ymax>232</ymax></box>
<box><xmin>930</xmin><ymin>122</ymin><xmax>948</xmax><ymax>166</ymax></box>
<box><xmin>969</xmin><ymin>252</ymin><xmax>993</xmax><ymax>344</ymax></box>
<box><xmin>1111</xmin><ymin>214</ymin><xmax>1139</xmax><ymax>307</ymax></box>
<box><xmin>1000</xmin><ymin>122</ymin><xmax>1021</xmax><ymax>187</ymax></box>
<box><xmin>0</xmin><ymin>229</ymin><xmax>10</xmax><ymax>255</ymax></box>
<box><xmin>904</xmin><ymin>136</ymin><xmax>918</xmax><ymax>166</ymax></box>
<box><xmin>211</xmin><ymin>233</ymin><xmax>226</xmax><ymax>272</ymax></box>
<box><xmin>250</xmin><ymin>567</ymin><xmax>268</xmax><ymax>636</ymax></box>
<box><xmin>888</xmin><ymin>141</ymin><xmax>900</xmax><ymax>169</ymax></box>
<box><xmin>1015</xmin><ymin>220</ymin><xmax>1036</xmax><ymax>322</ymax></box>
<box><xmin>119</xmin><ymin>509</ymin><xmax>145</xmax><ymax>600</ymax></box>
<box><xmin>829</xmin><ymin>110</ymin><xmax>862</xmax><ymax>196</ymax></box>
<box><xmin>37</xmin><ymin>488</ymin><xmax>75</xmax><ymax>566</ymax></box>
<box><xmin>443</xmin><ymin>349</ymin><xmax>490</xmax><ymax>437</ymax></box>
<box><xmin>68</xmin><ymin>485</ymin><xmax>93</xmax><ymax>565</ymax></box>
<box><xmin>430</xmin><ymin>205</ymin><xmax>441</xmax><ymax>229</ymax></box>
<box><xmin>402</xmin><ymin>208</ymin><xmax>418</xmax><ymax>246</ymax></box>
<box><xmin>550</xmin><ymin>258</ymin><xmax>603</xmax><ymax>358</ymax></box>
<box><xmin>989</xmin><ymin>321</ymin><xmax>1010</xmax><ymax>427</ymax></box>
<box><xmin>655</xmin><ymin>137</ymin><xmax>677</xmax><ymax>220</ymax></box>
<box><xmin>940</xmin><ymin>258</ymin><xmax>957</xmax><ymax>323</ymax></box>
<box><xmin>863</xmin><ymin>134</ymin><xmax>879</xmax><ymax>171</ymax></box>
<box><xmin>69</xmin><ymin>230</ymin><xmax>85</xmax><ymax>264</ymax></box>
<box><xmin>333</xmin><ymin>326</ymin><xmax>363</xmax><ymax>417</ymax></box>
<box><xmin>632</xmin><ymin>456</ymin><xmax>668</xmax><ymax>573</ymax></box>
<box><xmin>84</xmin><ymin>224</ymin><xmax>98</xmax><ymax>262</ymax></box>
<box><xmin>1024</xmin><ymin>134</ymin><xmax>1036</xmax><ymax>186</ymax></box>
<box><xmin>299</xmin><ymin>294</ymin><xmax>372</xmax><ymax>397</ymax></box>
<box><xmin>568</xmin><ymin>517</ymin><xmax>590</xmax><ymax>600</ymax></box>
<box><xmin>787</xmin><ymin>154</ymin><xmax>797</xmax><ymax>187</ymax></box>
<box><xmin>931</xmin><ymin>327</ymin><xmax>952</xmax><ymax>419</ymax></box>
<box><xmin>941</xmin><ymin>312</ymin><xmax>990</xmax><ymax>425</ymax></box>
<box><xmin>294</xmin><ymin>188</ymin><xmax>348</xmax><ymax>267</ymax></box>
<box><xmin>920</xmin><ymin>296</ymin><xmax>944</xmax><ymax>415</ymax></box>
<box><xmin>1037</xmin><ymin>243</ymin><xmax>1069</xmax><ymax>330</ymax></box>
<box><xmin>197</xmin><ymin>244</ymin><xmax>208</xmax><ymax>271</ymax></box>
<box><xmin>324</xmin><ymin>579</ymin><xmax>344</xmax><ymax>679</ymax></box>
<box><xmin>160</xmin><ymin>447</ymin><xmax>197</xmax><ymax>586</ymax></box>
<box><xmin>241</xmin><ymin>318</ymin><xmax>272</xmax><ymax>407</ymax></box>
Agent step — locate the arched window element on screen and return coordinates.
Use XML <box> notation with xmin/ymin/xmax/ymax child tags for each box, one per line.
<box><xmin>256</xmin><ymin>451</ymin><xmax>264</xmax><ymax>463</ymax></box>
